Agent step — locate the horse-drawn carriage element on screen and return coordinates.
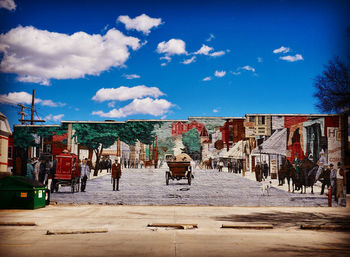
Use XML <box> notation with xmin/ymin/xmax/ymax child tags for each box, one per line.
<box><xmin>165</xmin><ymin>153</ymin><xmax>193</xmax><ymax>185</ymax></box>
<box><xmin>52</xmin><ymin>152</ymin><xmax>80</xmax><ymax>193</ymax></box>
<box><xmin>166</xmin><ymin>161</ymin><xmax>192</xmax><ymax>185</ymax></box>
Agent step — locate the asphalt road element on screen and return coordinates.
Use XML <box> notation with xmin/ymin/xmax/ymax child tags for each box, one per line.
<box><xmin>51</xmin><ymin>168</ymin><xmax>329</xmax><ymax>206</ymax></box>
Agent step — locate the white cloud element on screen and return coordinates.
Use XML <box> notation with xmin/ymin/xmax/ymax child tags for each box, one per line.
<box><xmin>273</xmin><ymin>46</ymin><xmax>290</xmax><ymax>54</ymax></box>
<box><xmin>117</xmin><ymin>14</ymin><xmax>162</xmax><ymax>35</ymax></box>
<box><xmin>157</xmin><ymin>39</ymin><xmax>187</xmax><ymax>56</ymax></box>
<box><xmin>194</xmin><ymin>44</ymin><xmax>225</xmax><ymax>57</ymax></box>
<box><xmin>194</xmin><ymin>44</ymin><xmax>213</xmax><ymax>55</ymax></box>
<box><xmin>214</xmin><ymin>70</ymin><xmax>226</xmax><ymax>77</ymax></box>
<box><xmin>213</xmin><ymin>109</ymin><xmax>219</xmax><ymax>113</ymax></box>
<box><xmin>0</xmin><ymin>0</ymin><xmax>16</xmax><ymax>11</ymax></box>
<box><xmin>160</xmin><ymin>63</ymin><xmax>167</xmax><ymax>67</ymax></box>
<box><xmin>240</xmin><ymin>65</ymin><xmax>256</xmax><ymax>72</ymax></box>
<box><xmin>279</xmin><ymin>54</ymin><xmax>303</xmax><ymax>62</ymax></box>
<box><xmin>202</xmin><ymin>76</ymin><xmax>212</xmax><ymax>81</ymax></box>
<box><xmin>123</xmin><ymin>74</ymin><xmax>140</xmax><ymax>79</ymax></box>
<box><xmin>206</xmin><ymin>34</ymin><xmax>215</xmax><ymax>42</ymax></box>
<box><xmin>182</xmin><ymin>56</ymin><xmax>196</xmax><ymax>65</ymax></box>
<box><xmin>0</xmin><ymin>91</ymin><xmax>65</xmax><ymax>107</ymax></box>
<box><xmin>230</xmin><ymin>71</ymin><xmax>241</xmax><ymax>75</ymax></box>
<box><xmin>92</xmin><ymin>85</ymin><xmax>165</xmax><ymax>102</ymax></box>
<box><xmin>45</xmin><ymin>114</ymin><xmax>64</xmax><ymax>122</ymax></box>
<box><xmin>108</xmin><ymin>102</ymin><xmax>115</xmax><ymax>108</ymax></box>
<box><xmin>92</xmin><ymin>97</ymin><xmax>172</xmax><ymax>118</ymax></box>
<box><xmin>210</xmin><ymin>51</ymin><xmax>225</xmax><ymax>57</ymax></box>
<box><xmin>257</xmin><ymin>57</ymin><xmax>263</xmax><ymax>63</ymax></box>
<box><xmin>0</xmin><ymin>26</ymin><xmax>141</xmax><ymax>85</ymax></box>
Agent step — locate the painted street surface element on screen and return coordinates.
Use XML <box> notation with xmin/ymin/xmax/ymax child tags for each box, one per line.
<box><xmin>51</xmin><ymin>169</ymin><xmax>329</xmax><ymax>206</ymax></box>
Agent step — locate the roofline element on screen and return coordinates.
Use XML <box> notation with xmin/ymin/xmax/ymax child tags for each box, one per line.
<box><xmin>14</xmin><ymin>124</ymin><xmax>61</xmax><ymax>128</ymax></box>
<box><xmin>188</xmin><ymin>116</ymin><xmax>245</xmax><ymax>119</ymax></box>
<box><xmin>245</xmin><ymin>113</ymin><xmax>341</xmax><ymax>117</ymax></box>
<box><xmin>126</xmin><ymin>119</ymin><xmax>188</xmax><ymax>122</ymax></box>
<box><xmin>61</xmin><ymin>120</ymin><xmax>125</xmax><ymax>124</ymax></box>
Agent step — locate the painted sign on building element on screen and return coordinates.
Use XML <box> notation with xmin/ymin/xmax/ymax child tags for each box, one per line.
<box><xmin>327</xmin><ymin>127</ymin><xmax>342</xmax><ymax>164</ymax></box>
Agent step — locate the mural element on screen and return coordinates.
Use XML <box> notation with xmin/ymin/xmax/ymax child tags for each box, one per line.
<box><xmin>8</xmin><ymin>114</ymin><xmax>347</xmax><ymax>206</ymax></box>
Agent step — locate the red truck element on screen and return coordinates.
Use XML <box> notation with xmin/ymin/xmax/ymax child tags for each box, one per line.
<box><xmin>52</xmin><ymin>152</ymin><xmax>80</xmax><ymax>193</ymax></box>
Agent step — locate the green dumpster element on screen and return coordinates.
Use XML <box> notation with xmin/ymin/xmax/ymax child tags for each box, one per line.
<box><xmin>0</xmin><ymin>176</ymin><xmax>46</xmax><ymax>209</ymax></box>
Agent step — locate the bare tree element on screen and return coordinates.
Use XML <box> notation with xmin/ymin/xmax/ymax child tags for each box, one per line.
<box><xmin>313</xmin><ymin>56</ymin><xmax>350</xmax><ymax>114</ymax></box>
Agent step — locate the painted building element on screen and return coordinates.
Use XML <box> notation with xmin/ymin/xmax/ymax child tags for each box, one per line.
<box><xmin>220</xmin><ymin>118</ymin><xmax>245</xmax><ymax>151</ymax></box>
<box><xmin>0</xmin><ymin>112</ymin><xmax>11</xmax><ymax>173</ymax></box>
<box><xmin>171</xmin><ymin>120</ymin><xmax>205</xmax><ymax>136</ymax></box>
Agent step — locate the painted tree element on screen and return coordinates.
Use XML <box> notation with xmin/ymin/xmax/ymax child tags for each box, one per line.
<box><xmin>72</xmin><ymin>121</ymin><xmax>161</xmax><ymax>176</ymax></box>
<box><xmin>13</xmin><ymin>125</ymin><xmax>67</xmax><ymax>175</ymax></box>
<box><xmin>182</xmin><ymin>128</ymin><xmax>201</xmax><ymax>160</ymax></box>
<box><xmin>157</xmin><ymin>136</ymin><xmax>175</xmax><ymax>159</ymax></box>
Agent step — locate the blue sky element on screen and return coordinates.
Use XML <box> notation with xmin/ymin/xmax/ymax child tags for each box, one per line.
<box><xmin>0</xmin><ymin>0</ymin><xmax>349</xmax><ymax>127</ymax></box>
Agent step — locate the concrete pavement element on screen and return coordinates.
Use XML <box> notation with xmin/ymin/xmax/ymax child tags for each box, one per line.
<box><xmin>1</xmin><ymin>204</ymin><xmax>350</xmax><ymax>257</ymax></box>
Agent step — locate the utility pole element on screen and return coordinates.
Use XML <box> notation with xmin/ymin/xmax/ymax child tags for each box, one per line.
<box><xmin>31</xmin><ymin>89</ymin><xmax>35</xmax><ymax>125</ymax></box>
<box><xmin>18</xmin><ymin>89</ymin><xmax>45</xmax><ymax>124</ymax></box>
<box><xmin>17</xmin><ymin>104</ymin><xmax>28</xmax><ymax>125</ymax></box>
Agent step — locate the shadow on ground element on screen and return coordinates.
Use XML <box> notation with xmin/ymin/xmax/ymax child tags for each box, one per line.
<box><xmin>267</xmin><ymin>243</ymin><xmax>350</xmax><ymax>257</ymax></box>
<box><xmin>214</xmin><ymin>211</ymin><xmax>350</xmax><ymax>228</ymax></box>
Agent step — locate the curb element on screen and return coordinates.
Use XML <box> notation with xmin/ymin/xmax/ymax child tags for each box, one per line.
<box><xmin>46</xmin><ymin>228</ymin><xmax>108</xmax><ymax>235</ymax></box>
<box><xmin>0</xmin><ymin>222</ymin><xmax>36</xmax><ymax>226</ymax></box>
<box><xmin>221</xmin><ymin>224</ymin><xmax>273</xmax><ymax>229</ymax></box>
<box><xmin>148</xmin><ymin>223</ymin><xmax>198</xmax><ymax>229</ymax></box>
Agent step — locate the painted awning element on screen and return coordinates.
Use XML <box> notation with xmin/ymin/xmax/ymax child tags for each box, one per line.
<box><xmin>251</xmin><ymin>128</ymin><xmax>287</xmax><ymax>156</ymax></box>
<box><xmin>227</xmin><ymin>140</ymin><xmax>246</xmax><ymax>159</ymax></box>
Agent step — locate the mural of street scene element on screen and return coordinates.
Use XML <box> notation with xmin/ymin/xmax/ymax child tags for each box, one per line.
<box><xmin>6</xmin><ymin>113</ymin><xmax>349</xmax><ymax>207</ymax></box>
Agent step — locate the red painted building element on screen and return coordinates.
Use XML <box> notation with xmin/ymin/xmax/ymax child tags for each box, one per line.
<box><xmin>171</xmin><ymin>120</ymin><xmax>205</xmax><ymax>136</ymax></box>
<box><xmin>284</xmin><ymin>115</ymin><xmax>340</xmax><ymax>162</ymax></box>
<box><xmin>220</xmin><ymin>119</ymin><xmax>245</xmax><ymax>151</ymax></box>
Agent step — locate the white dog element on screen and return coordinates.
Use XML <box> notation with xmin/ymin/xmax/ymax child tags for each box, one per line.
<box><xmin>261</xmin><ymin>180</ymin><xmax>272</xmax><ymax>196</ymax></box>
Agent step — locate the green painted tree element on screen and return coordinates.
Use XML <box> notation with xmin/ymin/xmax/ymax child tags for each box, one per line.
<box><xmin>182</xmin><ymin>128</ymin><xmax>201</xmax><ymax>160</ymax></box>
<box><xmin>157</xmin><ymin>136</ymin><xmax>175</xmax><ymax>160</ymax></box>
<box><xmin>13</xmin><ymin>125</ymin><xmax>68</xmax><ymax>175</ymax></box>
<box><xmin>72</xmin><ymin>121</ymin><xmax>161</xmax><ymax>176</ymax></box>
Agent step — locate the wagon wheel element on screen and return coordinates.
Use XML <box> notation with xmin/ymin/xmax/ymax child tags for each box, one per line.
<box><xmin>71</xmin><ymin>179</ymin><xmax>75</xmax><ymax>193</ymax></box>
<box><xmin>165</xmin><ymin>172</ymin><xmax>169</xmax><ymax>185</ymax></box>
<box><xmin>187</xmin><ymin>172</ymin><xmax>192</xmax><ymax>185</ymax></box>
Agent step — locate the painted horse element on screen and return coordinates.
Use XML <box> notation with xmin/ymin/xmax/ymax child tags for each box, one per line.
<box><xmin>203</xmin><ymin>158</ymin><xmax>213</xmax><ymax>169</ymax></box>
<box><xmin>278</xmin><ymin>159</ymin><xmax>297</xmax><ymax>193</ymax></box>
<box><xmin>297</xmin><ymin>158</ymin><xmax>315</xmax><ymax>194</ymax></box>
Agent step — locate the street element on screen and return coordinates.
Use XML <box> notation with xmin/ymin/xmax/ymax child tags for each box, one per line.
<box><xmin>51</xmin><ymin>168</ymin><xmax>330</xmax><ymax>206</ymax></box>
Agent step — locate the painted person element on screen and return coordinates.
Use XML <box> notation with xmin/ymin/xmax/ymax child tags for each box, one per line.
<box><xmin>140</xmin><ymin>159</ymin><xmax>144</xmax><ymax>169</ymax></box>
<box><xmin>80</xmin><ymin>158</ymin><xmax>90</xmax><ymax>192</ymax></box>
<box><xmin>315</xmin><ymin>150</ymin><xmax>327</xmax><ymax>184</ymax></box>
<box><xmin>336</xmin><ymin>162</ymin><xmax>345</xmax><ymax>205</ymax></box>
<box><xmin>263</xmin><ymin>161</ymin><xmax>269</xmax><ymax>179</ymax></box>
<box><xmin>26</xmin><ymin>159</ymin><xmax>34</xmax><ymax>180</ymax></box>
<box><xmin>32</xmin><ymin>157</ymin><xmax>40</xmax><ymax>182</ymax></box>
<box><xmin>292</xmin><ymin>153</ymin><xmax>301</xmax><ymax>179</ymax></box>
<box><xmin>329</xmin><ymin>163</ymin><xmax>337</xmax><ymax>201</ymax></box>
<box><xmin>255</xmin><ymin>162</ymin><xmax>262</xmax><ymax>182</ymax></box>
<box><xmin>111</xmin><ymin>159</ymin><xmax>122</xmax><ymax>191</ymax></box>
